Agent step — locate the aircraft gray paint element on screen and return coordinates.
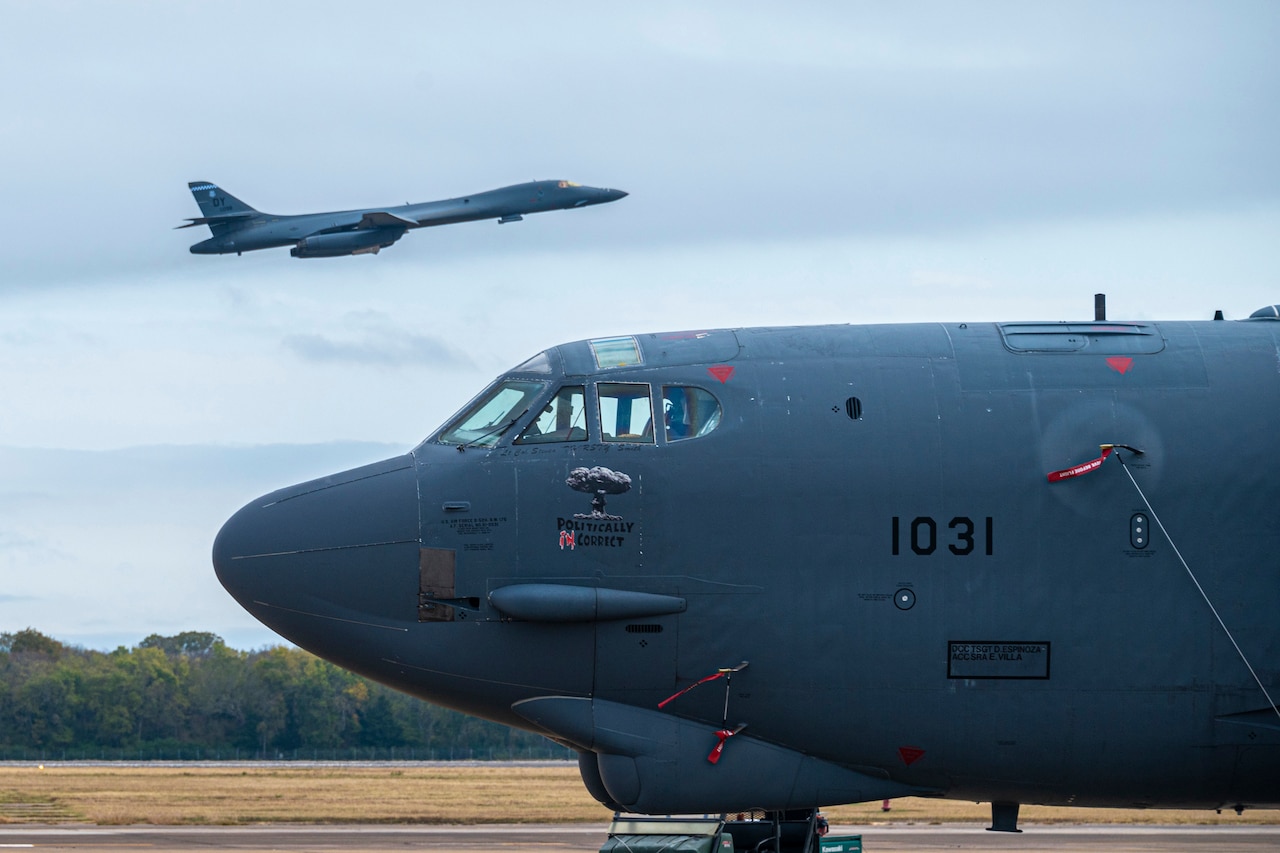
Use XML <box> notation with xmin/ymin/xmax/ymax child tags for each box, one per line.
<box><xmin>179</xmin><ymin>180</ymin><xmax>626</xmax><ymax>258</ymax></box>
<box><xmin>213</xmin><ymin>307</ymin><xmax>1280</xmax><ymax>832</ymax></box>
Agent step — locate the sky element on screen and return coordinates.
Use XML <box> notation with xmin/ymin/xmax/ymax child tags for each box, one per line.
<box><xmin>1</xmin><ymin>2</ymin><xmax>1277</xmax><ymax>650</ymax></box>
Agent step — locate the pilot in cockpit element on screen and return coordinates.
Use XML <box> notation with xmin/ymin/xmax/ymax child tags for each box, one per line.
<box><xmin>514</xmin><ymin>386</ymin><xmax>587</xmax><ymax>444</ymax></box>
<box><xmin>663</xmin><ymin>394</ymin><xmax>690</xmax><ymax>440</ymax></box>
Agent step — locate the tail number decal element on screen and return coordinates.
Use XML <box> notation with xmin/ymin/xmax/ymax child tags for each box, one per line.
<box><xmin>892</xmin><ymin>516</ymin><xmax>994</xmax><ymax>556</ymax></box>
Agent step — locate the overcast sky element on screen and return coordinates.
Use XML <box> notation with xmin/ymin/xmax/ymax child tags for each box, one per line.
<box><xmin>1</xmin><ymin>2</ymin><xmax>1277</xmax><ymax>650</ymax></box>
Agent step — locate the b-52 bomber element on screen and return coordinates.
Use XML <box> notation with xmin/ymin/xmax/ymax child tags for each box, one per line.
<box><xmin>179</xmin><ymin>179</ymin><xmax>626</xmax><ymax>258</ymax></box>
<box><xmin>214</xmin><ymin>305</ymin><xmax>1280</xmax><ymax>836</ymax></box>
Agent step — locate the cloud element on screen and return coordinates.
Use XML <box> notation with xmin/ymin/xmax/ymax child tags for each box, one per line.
<box><xmin>909</xmin><ymin>269</ymin><xmax>996</xmax><ymax>292</ymax></box>
<box><xmin>283</xmin><ymin>330</ymin><xmax>474</xmax><ymax>369</ymax></box>
<box><xmin>0</xmin><ymin>441</ymin><xmax>404</xmax><ymax>649</ymax></box>
<box><xmin>0</xmin><ymin>522</ymin><xmax>75</xmax><ymax>569</ymax></box>
<box><xmin>3</xmin><ymin>3</ymin><xmax>1278</xmax><ymax>291</ymax></box>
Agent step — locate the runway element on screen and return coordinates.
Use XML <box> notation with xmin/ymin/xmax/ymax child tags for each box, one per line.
<box><xmin>1</xmin><ymin>824</ymin><xmax>1278</xmax><ymax>852</ymax></box>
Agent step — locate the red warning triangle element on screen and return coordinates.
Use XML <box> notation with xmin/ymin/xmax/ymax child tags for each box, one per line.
<box><xmin>898</xmin><ymin>746</ymin><xmax>925</xmax><ymax>766</ymax></box>
<box><xmin>708</xmin><ymin>365</ymin><xmax>735</xmax><ymax>383</ymax></box>
<box><xmin>1106</xmin><ymin>356</ymin><xmax>1133</xmax><ymax>374</ymax></box>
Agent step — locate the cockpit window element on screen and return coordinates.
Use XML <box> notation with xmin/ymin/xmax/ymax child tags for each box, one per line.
<box><xmin>511</xmin><ymin>351</ymin><xmax>553</xmax><ymax>374</ymax></box>
<box><xmin>663</xmin><ymin>386</ymin><xmax>722</xmax><ymax>442</ymax></box>
<box><xmin>589</xmin><ymin>336</ymin><xmax>643</xmax><ymax>369</ymax></box>
<box><xmin>558</xmin><ymin>180</ymin><xmax>581</xmax><ymax>188</ymax></box>
<box><xmin>599</xmin><ymin>383</ymin><xmax>654</xmax><ymax>443</ymax></box>
<box><xmin>515</xmin><ymin>385</ymin><xmax>587</xmax><ymax>444</ymax></box>
<box><xmin>437</xmin><ymin>379</ymin><xmax>545</xmax><ymax>447</ymax></box>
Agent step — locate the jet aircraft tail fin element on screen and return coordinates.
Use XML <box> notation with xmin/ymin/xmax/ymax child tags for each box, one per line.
<box><xmin>181</xmin><ymin>181</ymin><xmax>260</xmax><ymax>235</ymax></box>
<box><xmin>188</xmin><ymin>181</ymin><xmax>258</xmax><ymax>217</ymax></box>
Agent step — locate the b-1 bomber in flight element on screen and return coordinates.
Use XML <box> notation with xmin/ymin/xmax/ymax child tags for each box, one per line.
<box><xmin>179</xmin><ymin>179</ymin><xmax>626</xmax><ymax>258</ymax></box>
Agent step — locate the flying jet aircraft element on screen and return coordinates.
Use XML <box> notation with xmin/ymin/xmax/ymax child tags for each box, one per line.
<box><xmin>213</xmin><ymin>306</ymin><xmax>1280</xmax><ymax>836</ymax></box>
<box><xmin>178</xmin><ymin>179</ymin><xmax>627</xmax><ymax>258</ymax></box>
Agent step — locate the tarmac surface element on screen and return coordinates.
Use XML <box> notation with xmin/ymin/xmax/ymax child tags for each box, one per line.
<box><xmin>2</xmin><ymin>824</ymin><xmax>1279</xmax><ymax>852</ymax></box>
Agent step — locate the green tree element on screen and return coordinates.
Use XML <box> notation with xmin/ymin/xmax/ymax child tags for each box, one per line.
<box><xmin>4</xmin><ymin>628</ymin><xmax>66</xmax><ymax>657</ymax></box>
<box><xmin>76</xmin><ymin>649</ymin><xmax>138</xmax><ymax>747</ymax></box>
<box><xmin>0</xmin><ymin>628</ymin><xmax>570</xmax><ymax>759</ymax></box>
<box><xmin>359</xmin><ymin>691</ymin><xmax>409</xmax><ymax>747</ymax></box>
<box><xmin>139</xmin><ymin>631</ymin><xmax>221</xmax><ymax>658</ymax></box>
<box><xmin>14</xmin><ymin>666</ymin><xmax>78</xmax><ymax>748</ymax></box>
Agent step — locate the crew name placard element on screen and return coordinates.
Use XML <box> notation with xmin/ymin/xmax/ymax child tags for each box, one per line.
<box><xmin>948</xmin><ymin>641</ymin><xmax>1050</xmax><ymax>679</ymax></box>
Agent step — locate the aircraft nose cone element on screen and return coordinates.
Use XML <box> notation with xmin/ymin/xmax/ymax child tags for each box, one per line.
<box><xmin>577</xmin><ymin>187</ymin><xmax>627</xmax><ymax>206</ymax></box>
<box><xmin>213</xmin><ymin>454</ymin><xmax>421</xmax><ymax>644</ymax></box>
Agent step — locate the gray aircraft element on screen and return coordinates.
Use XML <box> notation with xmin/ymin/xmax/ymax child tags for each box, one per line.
<box><xmin>179</xmin><ymin>180</ymin><xmax>626</xmax><ymax>258</ymax></box>
<box><xmin>213</xmin><ymin>305</ymin><xmax>1280</xmax><ymax>837</ymax></box>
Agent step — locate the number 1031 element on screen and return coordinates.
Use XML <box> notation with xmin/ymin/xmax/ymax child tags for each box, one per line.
<box><xmin>891</xmin><ymin>516</ymin><xmax>994</xmax><ymax>556</ymax></box>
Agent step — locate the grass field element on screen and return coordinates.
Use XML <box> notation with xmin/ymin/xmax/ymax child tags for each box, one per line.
<box><xmin>0</xmin><ymin>763</ymin><xmax>1275</xmax><ymax>826</ymax></box>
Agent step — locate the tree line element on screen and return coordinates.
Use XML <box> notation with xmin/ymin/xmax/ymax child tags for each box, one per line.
<box><xmin>0</xmin><ymin>629</ymin><xmax>570</xmax><ymax>761</ymax></box>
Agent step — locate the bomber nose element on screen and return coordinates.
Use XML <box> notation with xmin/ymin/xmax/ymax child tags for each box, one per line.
<box><xmin>213</xmin><ymin>454</ymin><xmax>421</xmax><ymax>645</ymax></box>
<box><xmin>572</xmin><ymin>188</ymin><xmax>627</xmax><ymax>208</ymax></box>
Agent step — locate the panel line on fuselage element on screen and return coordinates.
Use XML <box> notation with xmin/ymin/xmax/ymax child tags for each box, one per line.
<box><xmin>1107</xmin><ymin>447</ymin><xmax>1280</xmax><ymax>724</ymax></box>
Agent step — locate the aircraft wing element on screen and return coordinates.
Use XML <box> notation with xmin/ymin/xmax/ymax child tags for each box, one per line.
<box><xmin>355</xmin><ymin>211</ymin><xmax>419</xmax><ymax>229</ymax></box>
<box><xmin>175</xmin><ymin>213</ymin><xmax>256</xmax><ymax>230</ymax></box>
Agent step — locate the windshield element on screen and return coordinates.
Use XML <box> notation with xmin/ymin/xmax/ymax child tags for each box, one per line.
<box><xmin>436</xmin><ymin>379</ymin><xmax>545</xmax><ymax>446</ymax></box>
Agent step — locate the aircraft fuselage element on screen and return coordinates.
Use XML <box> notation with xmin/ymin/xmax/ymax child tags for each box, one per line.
<box><xmin>214</xmin><ymin>317</ymin><xmax>1280</xmax><ymax>815</ymax></box>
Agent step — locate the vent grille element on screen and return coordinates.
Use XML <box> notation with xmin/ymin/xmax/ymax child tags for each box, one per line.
<box><xmin>625</xmin><ymin>624</ymin><xmax>664</xmax><ymax>634</ymax></box>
